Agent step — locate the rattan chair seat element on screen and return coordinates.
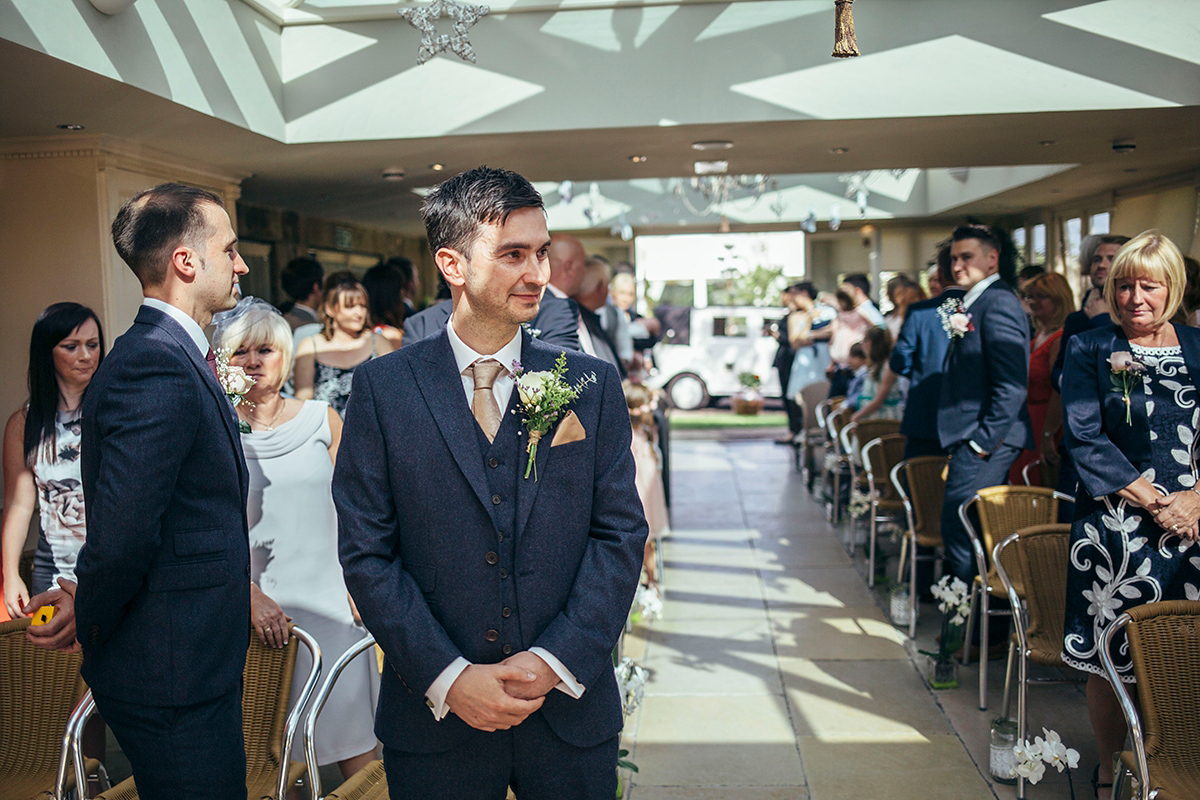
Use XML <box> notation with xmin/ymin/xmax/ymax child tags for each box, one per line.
<box><xmin>326</xmin><ymin>759</ymin><xmax>389</xmax><ymax>800</ymax></box>
<box><xmin>1118</xmin><ymin>752</ymin><xmax>1193</xmax><ymax>800</ymax></box>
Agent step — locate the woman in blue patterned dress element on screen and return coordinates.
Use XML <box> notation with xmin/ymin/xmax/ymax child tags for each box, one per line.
<box><xmin>1061</xmin><ymin>230</ymin><xmax>1200</xmax><ymax>797</ymax></box>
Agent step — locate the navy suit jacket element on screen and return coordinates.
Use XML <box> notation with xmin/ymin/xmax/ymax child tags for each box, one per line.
<box><xmin>1063</xmin><ymin>323</ymin><xmax>1200</xmax><ymax>502</ymax></box>
<box><xmin>334</xmin><ymin>329</ymin><xmax>647</xmax><ymax>754</ymax></box>
<box><xmin>403</xmin><ymin>294</ymin><xmax>582</xmax><ymax>352</ymax></box>
<box><xmin>890</xmin><ymin>287</ymin><xmax>964</xmax><ymax>441</ymax></box>
<box><xmin>937</xmin><ymin>280</ymin><xmax>1034</xmax><ymax>452</ymax></box>
<box><xmin>1051</xmin><ymin>308</ymin><xmax>1112</xmax><ymax>391</ymax></box>
<box><xmin>76</xmin><ymin>304</ymin><xmax>251</xmax><ymax>707</ymax></box>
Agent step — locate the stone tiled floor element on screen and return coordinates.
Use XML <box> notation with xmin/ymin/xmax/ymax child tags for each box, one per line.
<box><xmin>620</xmin><ymin>435</ymin><xmax>1098</xmax><ymax>800</ymax></box>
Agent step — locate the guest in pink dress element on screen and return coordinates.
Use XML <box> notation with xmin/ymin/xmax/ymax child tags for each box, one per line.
<box><xmin>624</xmin><ymin>382</ymin><xmax>668</xmax><ymax>588</ymax></box>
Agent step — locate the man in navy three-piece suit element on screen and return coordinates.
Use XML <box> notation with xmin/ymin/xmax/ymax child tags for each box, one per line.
<box><xmin>937</xmin><ymin>224</ymin><xmax>1033</xmax><ymax>586</ymax></box>
<box><xmin>75</xmin><ymin>183</ymin><xmax>253</xmax><ymax>799</ymax></box>
<box><xmin>334</xmin><ymin>167</ymin><xmax>648</xmax><ymax>799</ymax></box>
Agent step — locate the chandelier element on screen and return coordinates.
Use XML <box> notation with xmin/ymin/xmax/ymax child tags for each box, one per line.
<box><xmin>673</xmin><ymin>174</ymin><xmax>774</xmax><ymax>218</ymax></box>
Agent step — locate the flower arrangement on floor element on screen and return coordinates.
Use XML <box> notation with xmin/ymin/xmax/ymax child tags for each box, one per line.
<box><xmin>847</xmin><ymin>488</ymin><xmax>871</xmax><ymax>519</ymax></box>
<box><xmin>614</xmin><ymin>656</ymin><xmax>648</xmax><ymax>796</ymax></box>
<box><xmin>1013</xmin><ymin>728</ymin><xmax>1081</xmax><ymax>797</ymax></box>
<box><xmin>919</xmin><ymin>575</ymin><xmax>971</xmax><ymax>688</ymax></box>
<box><xmin>631</xmin><ymin>584</ymin><xmax>663</xmax><ymax>623</ymax></box>
<box><xmin>733</xmin><ymin>371</ymin><xmax>764</xmax><ymax>415</ymax></box>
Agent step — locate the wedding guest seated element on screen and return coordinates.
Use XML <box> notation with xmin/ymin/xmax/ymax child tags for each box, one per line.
<box><xmin>850</xmin><ymin>327</ymin><xmax>905</xmax><ymax>420</ymax></box>
<box><xmin>294</xmin><ymin>272</ymin><xmax>397</xmax><ymax>416</ymax></box>
<box><xmin>1010</xmin><ymin>272</ymin><xmax>1073</xmax><ymax>485</ymax></box>
<box><xmin>214</xmin><ymin>297</ymin><xmax>378</xmax><ymax>781</ymax></box>
<box><xmin>623</xmin><ymin>382</ymin><xmax>668</xmax><ymax>589</ymax></box>
<box><xmin>1060</xmin><ymin>230</ymin><xmax>1200</xmax><ymax>799</ymax></box>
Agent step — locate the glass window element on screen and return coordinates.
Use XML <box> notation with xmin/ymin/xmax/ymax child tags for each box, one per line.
<box><xmin>1012</xmin><ymin>228</ymin><xmax>1028</xmax><ymax>270</ymax></box>
<box><xmin>1031</xmin><ymin>224</ymin><xmax>1047</xmax><ymax>264</ymax></box>
<box><xmin>646</xmin><ymin>280</ymin><xmax>693</xmax><ymax>310</ymax></box>
<box><xmin>712</xmin><ymin>316</ymin><xmax>748</xmax><ymax>337</ymax></box>
<box><xmin>1064</xmin><ymin>217</ymin><xmax>1083</xmax><ymax>271</ymax></box>
<box><xmin>1090</xmin><ymin>212</ymin><xmax>1110</xmax><ymax>235</ymax></box>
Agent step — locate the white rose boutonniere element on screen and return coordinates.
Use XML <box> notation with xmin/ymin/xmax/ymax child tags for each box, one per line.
<box><xmin>215</xmin><ymin>347</ymin><xmax>256</xmax><ymax>433</ymax></box>
<box><xmin>511</xmin><ymin>352</ymin><xmax>596</xmax><ymax>480</ymax></box>
<box><xmin>937</xmin><ymin>297</ymin><xmax>974</xmax><ymax>339</ymax></box>
<box><xmin>1108</xmin><ymin>350</ymin><xmax>1146</xmax><ymax>425</ymax></box>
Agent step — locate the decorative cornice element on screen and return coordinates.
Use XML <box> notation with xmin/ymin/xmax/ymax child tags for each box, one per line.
<box><xmin>0</xmin><ymin>135</ymin><xmax>247</xmax><ymax>188</ymax></box>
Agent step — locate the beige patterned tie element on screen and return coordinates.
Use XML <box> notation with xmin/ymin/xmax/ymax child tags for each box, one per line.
<box><xmin>466</xmin><ymin>358</ymin><xmax>506</xmax><ymax>442</ymax></box>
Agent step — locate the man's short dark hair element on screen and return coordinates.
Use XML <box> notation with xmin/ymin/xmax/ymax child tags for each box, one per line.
<box><xmin>384</xmin><ymin>256</ymin><xmax>415</xmax><ymax>286</ymax></box>
<box><xmin>111</xmin><ymin>182</ymin><xmax>224</xmax><ymax>287</ymax></box>
<box><xmin>1018</xmin><ymin>264</ymin><xmax>1046</xmax><ymax>282</ymax></box>
<box><xmin>841</xmin><ymin>273</ymin><xmax>871</xmax><ymax>297</ymax></box>
<box><xmin>281</xmin><ymin>257</ymin><xmax>325</xmax><ymax>302</ymax></box>
<box><xmin>421</xmin><ymin>166</ymin><xmax>544</xmax><ymax>258</ymax></box>
<box><xmin>789</xmin><ymin>281</ymin><xmax>818</xmax><ymax>300</ymax></box>
<box><xmin>953</xmin><ymin>224</ymin><xmax>1017</xmax><ymax>286</ymax></box>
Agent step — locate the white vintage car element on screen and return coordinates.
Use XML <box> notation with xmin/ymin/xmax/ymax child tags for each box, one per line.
<box><xmin>646</xmin><ymin>305</ymin><xmax>785</xmax><ymax>410</ymax></box>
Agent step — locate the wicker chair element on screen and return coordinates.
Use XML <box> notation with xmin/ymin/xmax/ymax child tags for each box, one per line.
<box><xmin>793</xmin><ymin>380</ymin><xmax>831</xmax><ymax>485</ymax></box>
<box><xmin>0</xmin><ymin>617</ymin><xmax>106</xmax><ymax>800</ymax></box>
<box><xmin>959</xmin><ymin>486</ymin><xmax>1074</xmax><ymax>711</ymax></box>
<box><xmin>1101</xmin><ymin>600</ymin><xmax>1200</xmax><ymax>800</ymax></box>
<box><xmin>304</xmin><ymin>635</ymin><xmax>386</xmax><ymax>800</ymax></box>
<box><xmin>859</xmin><ymin>433</ymin><xmax>907</xmax><ymax>585</ymax></box>
<box><xmin>815</xmin><ymin>398</ymin><xmax>847</xmax><ymax>519</ymax></box>
<box><xmin>889</xmin><ymin>456</ymin><xmax>948</xmax><ymax>638</ymax></box>
<box><xmin>88</xmin><ymin>625</ymin><xmax>321</xmax><ymax>800</ymax></box>
<box><xmin>993</xmin><ymin>524</ymin><xmax>1084</xmax><ymax>799</ymax></box>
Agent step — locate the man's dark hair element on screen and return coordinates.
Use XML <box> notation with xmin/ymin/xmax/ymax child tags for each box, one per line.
<box><xmin>111</xmin><ymin>182</ymin><xmax>224</xmax><ymax>287</ymax></box>
<box><xmin>362</xmin><ymin>261</ymin><xmax>406</xmax><ymax>328</ymax></box>
<box><xmin>952</xmin><ymin>224</ymin><xmax>1017</xmax><ymax>286</ymax></box>
<box><xmin>1018</xmin><ymin>264</ymin><xmax>1046</xmax><ymax>282</ymax></box>
<box><xmin>281</xmin><ymin>256</ymin><xmax>325</xmax><ymax>303</ymax></box>
<box><xmin>384</xmin><ymin>256</ymin><xmax>415</xmax><ymax>287</ymax></box>
<box><xmin>789</xmin><ymin>281</ymin><xmax>818</xmax><ymax>301</ymax></box>
<box><xmin>421</xmin><ymin>166</ymin><xmax>544</xmax><ymax>258</ymax></box>
<box><xmin>841</xmin><ymin>273</ymin><xmax>871</xmax><ymax>297</ymax></box>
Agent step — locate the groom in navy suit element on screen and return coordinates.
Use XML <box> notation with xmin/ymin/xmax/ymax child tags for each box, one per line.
<box><xmin>75</xmin><ymin>183</ymin><xmax>252</xmax><ymax>799</ymax></box>
<box><xmin>335</xmin><ymin>167</ymin><xmax>648</xmax><ymax>799</ymax></box>
<box><xmin>937</xmin><ymin>224</ymin><xmax>1033</xmax><ymax>585</ymax></box>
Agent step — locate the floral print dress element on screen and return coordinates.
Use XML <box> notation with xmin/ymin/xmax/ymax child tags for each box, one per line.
<box><xmin>29</xmin><ymin>409</ymin><xmax>87</xmax><ymax>593</ymax></box>
<box><xmin>1062</xmin><ymin>343</ymin><xmax>1200</xmax><ymax>682</ymax></box>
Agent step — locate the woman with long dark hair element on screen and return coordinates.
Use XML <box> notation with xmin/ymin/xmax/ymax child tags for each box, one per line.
<box><xmin>2</xmin><ymin>303</ymin><xmax>104</xmax><ymax>618</ymax></box>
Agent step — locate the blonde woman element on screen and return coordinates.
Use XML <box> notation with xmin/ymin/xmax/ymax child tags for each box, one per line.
<box><xmin>293</xmin><ymin>271</ymin><xmax>396</xmax><ymax>416</ymax></box>
<box><xmin>214</xmin><ymin>297</ymin><xmax>377</xmax><ymax>781</ymax></box>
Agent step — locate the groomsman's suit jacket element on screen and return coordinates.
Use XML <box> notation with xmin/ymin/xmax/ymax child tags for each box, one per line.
<box><xmin>890</xmin><ymin>287</ymin><xmax>964</xmax><ymax>443</ymax></box>
<box><xmin>403</xmin><ymin>294</ymin><xmax>582</xmax><ymax>352</ymax></box>
<box><xmin>937</xmin><ymin>280</ymin><xmax>1034</xmax><ymax>453</ymax></box>
<box><xmin>335</xmin><ymin>329</ymin><xmax>648</xmax><ymax>754</ymax></box>
<box><xmin>76</xmin><ymin>304</ymin><xmax>251</xmax><ymax>706</ymax></box>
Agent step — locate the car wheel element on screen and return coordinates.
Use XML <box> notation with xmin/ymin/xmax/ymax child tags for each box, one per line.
<box><xmin>665</xmin><ymin>373</ymin><xmax>710</xmax><ymax>410</ymax></box>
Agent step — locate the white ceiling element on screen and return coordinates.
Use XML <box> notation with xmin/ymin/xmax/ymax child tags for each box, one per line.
<box><xmin>3</xmin><ymin>0</ymin><xmax>1199</xmax><ymax>235</ymax></box>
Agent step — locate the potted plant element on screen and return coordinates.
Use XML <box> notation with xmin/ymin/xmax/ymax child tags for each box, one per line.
<box><xmin>732</xmin><ymin>371</ymin><xmax>764</xmax><ymax>415</ymax></box>
<box><xmin>919</xmin><ymin>575</ymin><xmax>971</xmax><ymax>689</ymax></box>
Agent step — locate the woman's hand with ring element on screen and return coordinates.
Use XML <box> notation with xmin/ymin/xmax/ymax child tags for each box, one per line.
<box><xmin>1151</xmin><ymin>491</ymin><xmax>1200</xmax><ymax>536</ymax></box>
<box><xmin>250</xmin><ymin>582</ymin><xmax>291</xmax><ymax>648</ymax></box>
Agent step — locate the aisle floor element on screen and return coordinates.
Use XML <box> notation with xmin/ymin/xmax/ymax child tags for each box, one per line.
<box><xmin>620</xmin><ymin>435</ymin><xmax>1095</xmax><ymax>800</ymax></box>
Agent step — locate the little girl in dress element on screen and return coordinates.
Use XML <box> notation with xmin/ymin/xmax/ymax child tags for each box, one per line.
<box><xmin>623</xmin><ymin>382</ymin><xmax>669</xmax><ymax>588</ymax></box>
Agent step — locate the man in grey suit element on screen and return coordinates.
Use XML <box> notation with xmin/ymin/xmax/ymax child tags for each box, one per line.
<box><xmin>937</xmin><ymin>224</ymin><xmax>1032</xmax><ymax>585</ymax></box>
<box><xmin>335</xmin><ymin>167</ymin><xmax>646</xmax><ymax>799</ymax></box>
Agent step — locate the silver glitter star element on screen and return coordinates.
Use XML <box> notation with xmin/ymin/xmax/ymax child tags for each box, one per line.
<box><xmin>399</xmin><ymin>0</ymin><xmax>490</xmax><ymax>65</ymax></box>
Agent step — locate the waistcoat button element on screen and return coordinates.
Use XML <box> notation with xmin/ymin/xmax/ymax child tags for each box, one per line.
<box><xmin>485</xmin><ymin>552</ymin><xmax>498</xmax><ymax>565</ymax></box>
<box><xmin>485</xmin><ymin>629</ymin><xmax>499</xmax><ymax>642</ymax></box>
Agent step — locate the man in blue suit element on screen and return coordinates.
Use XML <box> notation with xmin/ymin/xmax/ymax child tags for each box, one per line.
<box><xmin>937</xmin><ymin>224</ymin><xmax>1033</xmax><ymax>585</ymax></box>
<box><xmin>75</xmin><ymin>183</ymin><xmax>253</xmax><ymax>800</ymax></box>
<box><xmin>335</xmin><ymin>167</ymin><xmax>647</xmax><ymax>799</ymax></box>
<box><xmin>404</xmin><ymin>283</ymin><xmax>581</xmax><ymax>351</ymax></box>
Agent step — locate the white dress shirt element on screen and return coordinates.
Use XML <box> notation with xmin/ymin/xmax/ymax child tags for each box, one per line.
<box><xmin>142</xmin><ymin>297</ymin><xmax>209</xmax><ymax>357</ymax></box>
<box><xmin>423</xmin><ymin>318</ymin><xmax>585</xmax><ymax>721</ymax></box>
<box><xmin>962</xmin><ymin>272</ymin><xmax>1001</xmax><ymax>311</ymax></box>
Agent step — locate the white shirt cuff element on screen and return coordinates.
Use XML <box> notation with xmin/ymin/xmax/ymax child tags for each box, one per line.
<box><xmin>529</xmin><ymin>647</ymin><xmax>585</xmax><ymax>699</ymax></box>
<box><xmin>967</xmin><ymin>440</ymin><xmax>987</xmax><ymax>457</ymax></box>
<box><xmin>426</xmin><ymin>657</ymin><xmax>470</xmax><ymax>720</ymax></box>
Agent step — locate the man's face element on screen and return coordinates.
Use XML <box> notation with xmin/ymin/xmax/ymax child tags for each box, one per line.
<box><xmin>611</xmin><ymin>280</ymin><xmax>636</xmax><ymax>311</ymax></box>
<box><xmin>552</xmin><ymin>242</ymin><xmax>587</xmax><ymax>296</ymax></box>
<box><xmin>1091</xmin><ymin>243</ymin><xmax>1121</xmax><ymax>288</ymax></box>
<box><xmin>455</xmin><ymin>207</ymin><xmax>550</xmax><ymax>328</ymax></box>
<box><xmin>838</xmin><ymin>281</ymin><xmax>861</xmax><ymax>303</ymax></box>
<box><xmin>950</xmin><ymin>238</ymin><xmax>998</xmax><ymax>289</ymax></box>
<box><xmin>194</xmin><ymin>203</ymin><xmax>248</xmax><ymax>315</ymax></box>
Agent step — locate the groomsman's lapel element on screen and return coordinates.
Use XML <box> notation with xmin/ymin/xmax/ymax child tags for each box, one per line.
<box><xmin>411</xmin><ymin>332</ymin><xmax>495</xmax><ymax>514</ymax></box>
<box><xmin>515</xmin><ymin>333</ymin><xmax>559</xmax><ymax>536</ymax></box>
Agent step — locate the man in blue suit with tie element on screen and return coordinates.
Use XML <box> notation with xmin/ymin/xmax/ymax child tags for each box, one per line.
<box><xmin>334</xmin><ymin>167</ymin><xmax>648</xmax><ymax>799</ymax></box>
<box><xmin>937</xmin><ymin>224</ymin><xmax>1033</xmax><ymax>586</ymax></box>
<box><xmin>75</xmin><ymin>183</ymin><xmax>253</xmax><ymax>800</ymax></box>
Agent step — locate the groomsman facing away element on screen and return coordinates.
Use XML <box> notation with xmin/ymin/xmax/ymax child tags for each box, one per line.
<box><xmin>936</xmin><ymin>224</ymin><xmax>1033</xmax><ymax>586</ymax></box>
<box><xmin>334</xmin><ymin>166</ymin><xmax>648</xmax><ymax>799</ymax></box>
<box><xmin>75</xmin><ymin>183</ymin><xmax>253</xmax><ymax>800</ymax></box>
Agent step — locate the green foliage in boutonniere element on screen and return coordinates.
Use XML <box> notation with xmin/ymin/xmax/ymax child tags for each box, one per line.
<box><xmin>1108</xmin><ymin>350</ymin><xmax>1146</xmax><ymax>425</ymax></box>
<box><xmin>511</xmin><ymin>352</ymin><xmax>596</xmax><ymax>480</ymax></box>
<box><xmin>215</xmin><ymin>347</ymin><xmax>255</xmax><ymax>433</ymax></box>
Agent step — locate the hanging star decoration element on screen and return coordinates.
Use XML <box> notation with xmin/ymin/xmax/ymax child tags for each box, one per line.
<box><xmin>399</xmin><ymin>0</ymin><xmax>490</xmax><ymax>65</ymax></box>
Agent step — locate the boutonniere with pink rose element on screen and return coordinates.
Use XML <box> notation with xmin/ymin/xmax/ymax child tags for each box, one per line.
<box><xmin>937</xmin><ymin>297</ymin><xmax>974</xmax><ymax>339</ymax></box>
<box><xmin>214</xmin><ymin>347</ymin><xmax>255</xmax><ymax>433</ymax></box>
<box><xmin>1108</xmin><ymin>350</ymin><xmax>1146</xmax><ymax>425</ymax></box>
<box><xmin>511</xmin><ymin>352</ymin><xmax>596</xmax><ymax>480</ymax></box>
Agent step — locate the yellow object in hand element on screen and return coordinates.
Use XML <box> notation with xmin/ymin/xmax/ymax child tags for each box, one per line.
<box><xmin>31</xmin><ymin>605</ymin><xmax>56</xmax><ymax>626</ymax></box>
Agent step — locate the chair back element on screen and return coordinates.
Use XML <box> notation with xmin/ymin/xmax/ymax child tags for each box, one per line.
<box><xmin>993</xmin><ymin>524</ymin><xmax>1071</xmax><ymax>665</ymax></box>
<box><xmin>893</xmin><ymin>456</ymin><xmax>948</xmax><ymax>547</ymax></box>
<box><xmin>1102</xmin><ymin>600</ymin><xmax>1200</xmax><ymax>800</ymax></box>
<box><xmin>862</xmin><ymin>434</ymin><xmax>907</xmax><ymax>503</ymax></box>
<box><xmin>303</xmin><ymin>636</ymin><xmax>381</xmax><ymax>800</ymax></box>
<box><xmin>826</xmin><ymin>405</ymin><xmax>852</xmax><ymax>454</ymax></box>
<box><xmin>814</xmin><ymin>396</ymin><xmax>842</xmax><ymax>433</ymax></box>
<box><xmin>964</xmin><ymin>485</ymin><xmax>1072</xmax><ymax>594</ymax></box>
<box><xmin>0</xmin><ymin>617</ymin><xmax>87</xmax><ymax>800</ymax></box>
<box><xmin>798</xmin><ymin>381</ymin><xmax>830</xmax><ymax>434</ymax></box>
<box><xmin>244</xmin><ymin>625</ymin><xmax>322</xmax><ymax>800</ymax></box>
